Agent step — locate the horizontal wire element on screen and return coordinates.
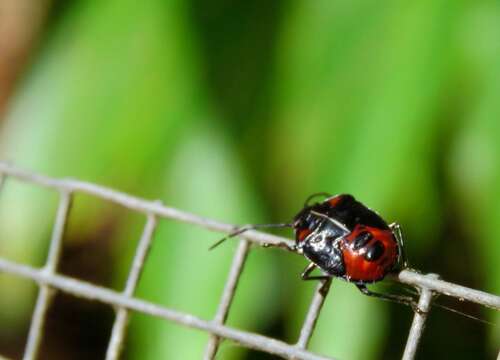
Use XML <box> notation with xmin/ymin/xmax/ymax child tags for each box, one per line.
<box><xmin>393</xmin><ymin>271</ymin><xmax>500</xmax><ymax>311</ymax></box>
<box><xmin>0</xmin><ymin>162</ymin><xmax>291</xmax><ymax>247</ymax></box>
<box><xmin>1</xmin><ymin>161</ymin><xmax>499</xmax><ymax>311</ymax></box>
<box><xmin>0</xmin><ymin>258</ymin><xmax>334</xmax><ymax>360</ymax></box>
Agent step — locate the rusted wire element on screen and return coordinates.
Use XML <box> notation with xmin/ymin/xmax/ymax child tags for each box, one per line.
<box><xmin>0</xmin><ymin>162</ymin><xmax>499</xmax><ymax>360</ymax></box>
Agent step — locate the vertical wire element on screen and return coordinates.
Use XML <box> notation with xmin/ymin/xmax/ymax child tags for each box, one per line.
<box><xmin>295</xmin><ymin>280</ymin><xmax>331</xmax><ymax>350</ymax></box>
<box><xmin>402</xmin><ymin>274</ymin><xmax>438</xmax><ymax>360</ymax></box>
<box><xmin>105</xmin><ymin>213</ymin><xmax>158</xmax><ymax>360</ymax></box>
<box><xmin>203</xmin><ymin>240</ymin><xmax>250</xmax><ymax>359</ymax></box>
<box><xmin>23</xmin><ymin>191</ymin><xmax>72</xmax><ymax>360</ymax></box>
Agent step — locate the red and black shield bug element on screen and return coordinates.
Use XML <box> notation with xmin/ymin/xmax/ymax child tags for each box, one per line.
<box><xmin>211</xmin><ymin>193</ymin><xmax>420</xmax><ymax>312</ymax></box>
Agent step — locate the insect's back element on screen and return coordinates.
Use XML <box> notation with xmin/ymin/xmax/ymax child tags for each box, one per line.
<box><xmin>294</xmin><ymin>194</ymin><xmax>399</xmax><ymax>284</ymax></box>
<box><xmin>317</xmin><ymin>194</ymin><xmax>389</xmax><ymax>231</ymax></box>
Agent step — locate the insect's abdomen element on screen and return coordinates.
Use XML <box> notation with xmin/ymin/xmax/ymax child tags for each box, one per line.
<box><xmin>341</xmin><ymin>224</ymin><xmax>398</xmax><ymax>283</ymax></box>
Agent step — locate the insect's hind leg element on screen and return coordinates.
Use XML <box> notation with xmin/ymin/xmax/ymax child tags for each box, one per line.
<box><xmin>356</xmin><ymin>284</ymin><xmax>424</xmax><ymax>314</ymax></box>
<box><xmin>389</xmin><ymin>222</ymin><xmax>408</xmax><ymax>269</ymax></box>
<box><xmin>300</xmin><ymin>263</ymin><xmax>330</xmax><ymax>281</ymax></box>
<box><xmin>301</xmin><ymin>263</ymin><xmax>332</xmax><ymax>296</ymax></box>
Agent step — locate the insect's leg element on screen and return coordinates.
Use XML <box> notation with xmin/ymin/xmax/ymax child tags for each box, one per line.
<box><xmin>356</xmin><ymin>284</ymin><xmax>424</xmax><ymax>314</ymax></box>
<box><xmin>389</xmin><ymin>222</ymin><xmax>408</xmax><ymax>268</ymax></box>
<box><xmin>301</xmin><ymin>263</ymin><xmax>331</xmax><ymax>281</ymax></box>
<box><xmin>301</xmin><ymin>263</ymin><xmax>332</xmax><ymax>296</ymax></box>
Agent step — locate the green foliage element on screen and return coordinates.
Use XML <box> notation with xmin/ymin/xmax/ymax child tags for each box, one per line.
<box><xmin>0</xmin><ymin>0</ymin><xmax>499</xmax><ymax>359</ymax></box>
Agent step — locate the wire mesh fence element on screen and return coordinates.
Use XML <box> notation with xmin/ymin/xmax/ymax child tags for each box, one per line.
<box><xmin>0</xmin><ymin>162</ymin><xmax>499</xmax><ymax>360</ymax></box>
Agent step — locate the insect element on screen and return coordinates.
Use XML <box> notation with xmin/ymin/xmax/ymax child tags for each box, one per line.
<box><xmin>211</xmin><ymin>193</ymin><xmax>421</xmax><ymax>313</ymax></box>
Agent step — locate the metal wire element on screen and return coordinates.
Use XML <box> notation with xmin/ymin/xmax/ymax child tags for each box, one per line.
<box><xmin>402</xmin><ymin>274</ymin><xmax>438</xmax><ymax>360</ymax></box>
<box><xmin>203</xmin><ymin>239</ymin><xmax>250</xmax><ymax>360</ymax></box>
<box><xmin>0</xmin><ymin>162</ymin><xmax>499</xmax><ymax>360</ymax></box>
<box><xmin>295</xmin><ymin>280</ymin><xmax>331</xmax><ymax>350</ymax></box>
<box><xmin>105</xmin><ymin>212</ymin><xmax>158</xmax><ymax>360</ymax></box>
<box><xmin>0</xmin><ymin>258</ymin><xmax>333</xmax><ymax>360</ymax></box>
<box><xmin>24</xmin><ymin>191</ymin><xmax>72</xmax><ymax>360</ymax></box>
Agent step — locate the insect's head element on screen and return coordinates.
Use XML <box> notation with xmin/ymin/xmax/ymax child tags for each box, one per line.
<box><xmin>292</xmin><ymin>206</ymin><xmax>324</xmax><ymax>244</ymax></box>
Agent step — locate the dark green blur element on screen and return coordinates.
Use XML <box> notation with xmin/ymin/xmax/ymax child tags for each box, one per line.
<box><xmin>0</xmin><ymin>1</ymin><xmax>498</xmax><ymax>359</ymax></box>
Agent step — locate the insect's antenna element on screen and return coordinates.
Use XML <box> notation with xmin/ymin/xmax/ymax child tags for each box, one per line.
<box><xmin>383</xmin><ymin>280</ymin><xmax>497</xmax><ymax>326</ymax></box>
<box><xmin>304</xmin><ymin>192</ymin><xmax>333</xmax><ymax>207</ymax></box>
<box><xmin>209</xmin><ymin>223</ymin><xmax>293</xmax><ymax>251</ymax></box>
<box><xmin>431</xmin><ymin>303</ymin><xmax>498</xmax><ymax>327</ymax></box>
<box><xmin>310</xmin><ymin>210</ymin><xmax>350</xmax><ymax>233</ymax></box>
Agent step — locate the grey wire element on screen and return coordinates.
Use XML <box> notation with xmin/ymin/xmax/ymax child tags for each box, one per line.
<box><xmin>0</xmin><ymin>161</ymin><xmax>499</xmax><ymax>360</ymax></box>
<box><xmin>402</xmin><ymin>274</ymin><xmax>438</xmax><ymax>360</ymax></box>
<box><xmin>23</xmin><ymin>191</ymin><xmax>72</xmax><ymax>360</ymax></box>
<box><xmin>105</xmin><ymin>213</ymin><xmax>158</xmax><ymax>360</ymax></box>
<box><xmin>203</xmin><ymin>239</ymin><xmax>250</xmax><ymax>359</ymax></box>
<box><xmin>1</xmin><ymin>162</ymin><xmax>498</xmax><ymax>309</ymax></box>
<box><xmin>0</xmin><ymin>257</ymin><xmax>334</xmax><ymax>360</ymax></box>
<box><xmin>295</xmin><ymin>280</ymin><xmax>332</xmax><ymax>350</ymax></box>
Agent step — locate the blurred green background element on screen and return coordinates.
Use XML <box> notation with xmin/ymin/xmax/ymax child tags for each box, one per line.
<box><xmin>0</xmin><ymin>0</ymin><xmax>499</xmax><ymax>359</ymax></box>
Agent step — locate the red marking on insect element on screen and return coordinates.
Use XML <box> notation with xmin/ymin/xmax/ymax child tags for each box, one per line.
<box><xmin>296</xmin><ymin>228</ymin><xmax>312</xmax><ymax>242</ymax></box>
<box><xmin>211</xmin><ymin>193</ymin><xmax>497</xmax><ymax>321</ymax></box>
<box><xmin>211</xmin><ymin>193</ymin><xmax>418</xmax><ymax>311</ymax></box>
<box><xmin>291</xmin><ymin>194</ymin><xmax>405</xmax><ymax>284</ymax></box>
<box><xmin>342</xmin><ymin>224</ymin><xmax>399</xmax><ymax>282</ymax></box>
